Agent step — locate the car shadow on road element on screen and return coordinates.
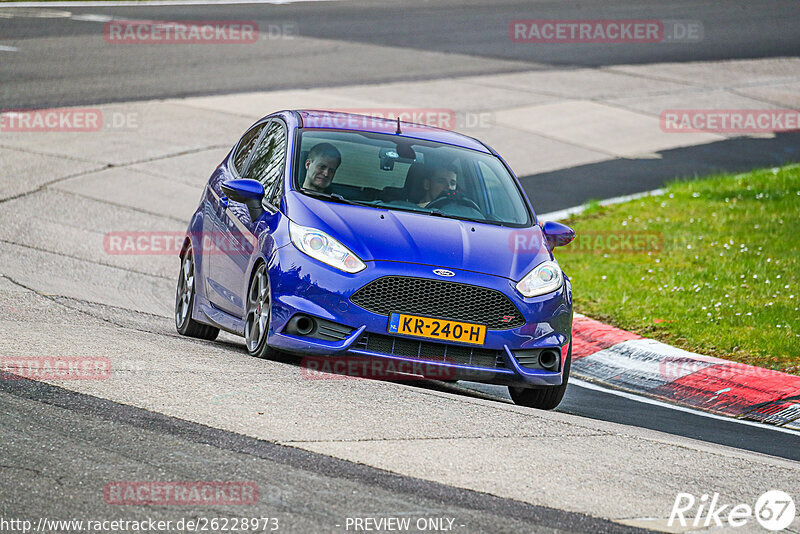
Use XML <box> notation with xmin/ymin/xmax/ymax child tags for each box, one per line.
<box><xmin>213</xmin><ymin>339</ymin><xmax>519</xmax><ymax>405</ymax></box>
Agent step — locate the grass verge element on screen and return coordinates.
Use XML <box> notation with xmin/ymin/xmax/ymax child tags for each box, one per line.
<box><xmin>558</xmin><ymin>164</ymin><xmax>800</xmax><ymax>375</ymax></box>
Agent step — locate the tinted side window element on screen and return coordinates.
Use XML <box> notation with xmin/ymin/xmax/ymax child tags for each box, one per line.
<box><xmin>233</xmin><ymin>123</ymin><xmax>266</xmax><ymax>175</ymax></box>
<box><xmin>244</xmin><ymin>121</ymin><xmax>287</xmax><ymax>207</ymax></box>
<box><xmin>477</xmin><ymin>160</ymin><xmax>515</xmax><ymax>221</ymax></box>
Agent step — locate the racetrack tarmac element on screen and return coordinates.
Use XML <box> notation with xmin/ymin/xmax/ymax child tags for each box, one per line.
<box><xmin>1</xmin><ymin>1</ymin><xmax>799</xmax><ymax>531</ymax></box>
<box><xmin>1</xmin><ymin>377</ymin><xmax>643</xmax><ymax>534</ymax></box>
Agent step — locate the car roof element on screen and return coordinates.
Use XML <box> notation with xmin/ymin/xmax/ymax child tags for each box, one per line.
<box><xmin>293</xmin><ymin>109</ymin><xmax>491</xmax><ymax>153</ymax></box>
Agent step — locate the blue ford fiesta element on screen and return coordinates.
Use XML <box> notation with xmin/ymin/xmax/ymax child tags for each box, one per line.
<box><xmin>175</xmin><ymin>110</ymin><xmax>576</xmax><ymax>409</ymax></box>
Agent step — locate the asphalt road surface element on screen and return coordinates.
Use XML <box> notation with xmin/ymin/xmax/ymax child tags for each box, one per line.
<box><xmin>1</xmin><ymin>378</ymin><xmax>640</xmax><ymax>534</ymax></box>
<box><xmin>2</xmin><ymin>0</ymin><xmax>799</xmax><ymax>210</ymax></box>
<box><xmin>2</xmin><ymin>0</ymin><xmax>800</xmax><ymax>108</ymax></box>
<box><xmin>1</xmin><ymin>1</ymin><xmax>799</xmax><ymax>532</ymax></box>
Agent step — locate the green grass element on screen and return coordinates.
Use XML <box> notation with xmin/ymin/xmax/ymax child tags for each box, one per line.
<box><xmin>558</xmin><ymin>164</ymin><xmax>800</xmax><ymax>375</ymax></box>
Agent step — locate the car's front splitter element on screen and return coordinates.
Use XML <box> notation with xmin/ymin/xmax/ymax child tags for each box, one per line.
<box><xmin>269</xmin><ymin>320</ymin><xmax>570</xmax><ymax>387</ymax></box>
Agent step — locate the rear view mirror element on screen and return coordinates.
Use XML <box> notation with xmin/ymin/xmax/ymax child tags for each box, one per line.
<box><xmin>542</xmin><ymin>220</ymin><xmax>575</xmax><ymax>250</ymax></box>
<box><xmin>379</xmin><ymin>149</ymin><xmax>398</xmax><ymax>170</ymax></box>
<box><xmin>379</xmin><ymin>147</ymin><xmax>417</xmax><ymax>171</ymax></box>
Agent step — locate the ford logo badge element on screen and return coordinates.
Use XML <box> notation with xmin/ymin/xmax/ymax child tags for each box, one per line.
<box><xmin>433</xmin><ymin>269</ymin><xmax>455</xmax><ymax>277</ymax></box>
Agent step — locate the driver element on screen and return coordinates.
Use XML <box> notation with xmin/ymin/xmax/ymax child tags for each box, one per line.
<box><xmin>409</xmin><ymin>164</ymin><xmax>458</xmax><ymax>208</ymax></box>
<box><xmin>302</xmin><ymin>143</ymin><xmax>341</xmax><ymax>193</ymax></box>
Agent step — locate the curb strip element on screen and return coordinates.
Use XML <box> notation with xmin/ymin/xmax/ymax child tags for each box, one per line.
<box><xmin>571</xmin><ymin>315</ymin><xmax>800</xmax><ymax>429</ymax></box>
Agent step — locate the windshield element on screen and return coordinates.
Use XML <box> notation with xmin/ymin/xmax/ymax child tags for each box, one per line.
<box><xmin>293</xmin><ymin>129</ymin><xmax>532</xmax><ymax>226</ymax></box>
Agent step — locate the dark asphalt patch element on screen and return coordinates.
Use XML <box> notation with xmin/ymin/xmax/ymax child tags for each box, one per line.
<box><xmin>520</xmin><ymin>132</ymin><xmax>800</xmax><ymax>213</ymax></box>
<box><xmin>0</xmin><ymin>374</ymin><xmax>652</xmax><ymax>534</ymax></box>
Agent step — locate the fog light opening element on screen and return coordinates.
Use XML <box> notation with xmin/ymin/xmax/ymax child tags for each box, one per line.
<box><xmin>539</xmin><ymin>349</ymin><xmax>559</xmax><ymax>371</ymax></box>
<box><xmin>286</xmin><ymin>314</ymin><xmax>316</xmax><ymax>336</ymax></box>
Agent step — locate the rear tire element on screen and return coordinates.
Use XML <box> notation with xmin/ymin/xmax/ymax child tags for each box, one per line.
<box><xmin>508</xmin><ymin>344</ymin><xmax>571</xmax><ymax>410</ymax></box>
<box><xmin>175</xmin><ymin>245</ymin><xmax>219</xmax><ymax>341</ymax></box>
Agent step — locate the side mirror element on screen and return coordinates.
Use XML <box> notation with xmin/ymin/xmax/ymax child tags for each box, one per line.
<box><xmin>542</xmin><ymin>220</ymin><xmax>575</xmax><ymax>250</ymax></box>
<box><xmin>221</xmin><ymin>179</ymin><xmax>265</xmax><ymax>222</ymax></box>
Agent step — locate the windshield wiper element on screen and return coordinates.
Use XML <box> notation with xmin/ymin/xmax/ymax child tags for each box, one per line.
<box><xmin>427</xmin><ymin>209</ymin><xmax>508</xmax><ymax>227</ymax></box>
<box><xmin>300</xmin><ymin>189</ymin><xmax>368</xmax><ymax>207</ymax></box>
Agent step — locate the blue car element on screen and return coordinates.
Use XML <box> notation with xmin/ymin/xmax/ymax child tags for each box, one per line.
<box><xmin>175</xmin><ymin>110</ymin><xmax>576</xmax><ymax>409</ymax></box>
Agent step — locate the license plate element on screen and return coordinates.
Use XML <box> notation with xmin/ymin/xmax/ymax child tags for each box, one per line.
<box><xmin>387</xmin><ymin>313</ymin><xmax>486</xmax><ymax>345</ymax></box>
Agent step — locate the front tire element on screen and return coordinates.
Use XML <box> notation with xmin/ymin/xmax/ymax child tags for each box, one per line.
<box><xmin>175</xmin><ymin>245</ymin><xmax>219</xmax><ymax>341</ymax></box>
<box><xmin>244</xmin><ymin>263</ymin><xmax>277</xmax><ymax>359</ymax></box>
<box><xmin>508</xmin><ymin>344</ymin><xmax>571</xmax><ymax>410</ymax></box>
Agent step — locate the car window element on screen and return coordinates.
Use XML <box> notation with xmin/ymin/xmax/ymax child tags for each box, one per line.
<box><xmin>244</xmin><ymin>120</ymin><xmax>287</xmax><ymax>208</ymax></box>
<box><xmin>294</xmin><ymin>129</ymin><xmax>531</xmax><ymax>226</ymax></box>
<box><xmin>232</xmin><ymin>122</ymin><xmax>267</xmax><ymax>175</ymax></box>
<box><xmin>477</xmin><ymin>160</ymin><xmax>521</xmax><ymax>222</ymax></box>
<box><xmin>311</xmin><ymin>139</ymin><xmax>412</xmax><ymax>190</ymax></box>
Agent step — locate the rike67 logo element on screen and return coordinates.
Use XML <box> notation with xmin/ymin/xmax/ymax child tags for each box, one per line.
<box><xmin>669</xmin><ymin>490</ymin><xmax>796</xmax><ymax>531</ymax></box>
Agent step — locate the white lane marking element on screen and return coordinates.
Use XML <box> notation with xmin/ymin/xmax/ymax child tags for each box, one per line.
<box><xmin>0</xmin><ymin>45</ymin><xmax>19</xmax><ymax>52</ymax></box>
<box><xmin>538</xmin><ymin>188</ymin><xmax>665</xmax><ymax>222</ymax></box>
<box><xmin>71</xmin><ymin>13</ymin><xmax>113</xmax><ymax>22</ymax></box>
<box><xmin>3</xmin><ymin>0</ymin><xmax>345</xmax><ymax>7</ymax></box>
<box><xmin>570</xmin><ymin>378</ymin><xmax>800</xmax><ymax>436</ymax></box>
<box><xmin>0</xmin><ymin>8</ymin><xmax>72</xmax><ymax>17</ymax></box>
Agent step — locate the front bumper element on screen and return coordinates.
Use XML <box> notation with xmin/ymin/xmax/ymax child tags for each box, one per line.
<box><xmin>267</xmin><ymin>245</ymin><xmax>572</xmax><ymax>387</ymax></box>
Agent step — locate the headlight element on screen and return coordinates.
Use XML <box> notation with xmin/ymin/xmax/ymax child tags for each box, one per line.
<box><xmin>289</xmin><ymin>221</ymin><xmax>366</xmax><ymax>274</ymax></box>
<box><xmin>515</xmin><ymin>260</ymin><xmax>563</xmax><ymax>297</ymax></box>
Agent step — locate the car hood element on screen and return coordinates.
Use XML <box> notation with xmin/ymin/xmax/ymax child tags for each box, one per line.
<box><xmin>285</xmin><ymin>192</ymin><xmax>551</xmax><ymax>281</ymax></box>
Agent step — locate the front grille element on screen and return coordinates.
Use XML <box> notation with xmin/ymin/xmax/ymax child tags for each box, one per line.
<box><xmin>353</xmin><ymin>333</ymin><xmax>505</xmax><ymax>370</ymax></box>
<box><xmin>350</xmin><ymin>276</ymin><xmax>525</xmax><ymax>330</ymax></box>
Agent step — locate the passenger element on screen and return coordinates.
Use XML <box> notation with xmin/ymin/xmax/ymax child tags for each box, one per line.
<box><xmin>407</xmin><ymin>164</ymin><xmax>458</xmax><ymax>208</ymax></box>
<box><xmin>302</xmin><ymin>143</ymin><xmax>341</xmax><ymax>193</ymax></box>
